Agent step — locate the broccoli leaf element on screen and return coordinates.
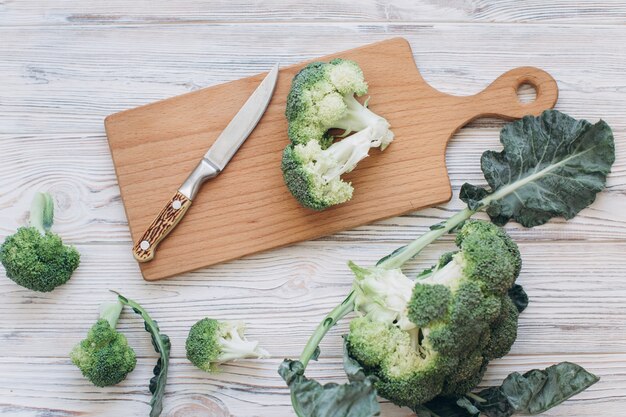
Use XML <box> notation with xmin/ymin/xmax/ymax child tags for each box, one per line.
<box><xmin>472</xmin><ymin>362</ymin><xmax>599</xmax><ymax>416</ymax></box>
<box><xmin>115</xmin><ymin>292</ymin><xmax>171</xmax><ymax>417</ymax></box>
<box><xmin>279</xmin><ymin>359</ymin><xmax>380</xmax><ymax>417</ymax></box>
<box><xmin>508</xmin><ymin>284</ymin><xmax>529</xmax><ymax>313</ymax></box>
<box><xmin>413</xmin><ymin>396</ymin><xmax>478</xmax><ymax>417</ymax></box>
<box><xmin>461</xmin><ymin>110</ymin><xmax>614</xmax><ymax>227</ymax></box>
<box><xmin>471</xmin><ymin>387</ymin><xmax>515</xmax><ymax>417</ymax></box>
<box><xmin>342</xmin><ymin>338</ymin><xmax>368</xmax><ymax>382</ymax></box>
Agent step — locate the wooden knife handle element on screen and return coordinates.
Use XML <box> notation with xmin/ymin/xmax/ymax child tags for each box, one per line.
<box><xmin>133</xmin><ymin>191</ymin><xmax>192</xmax><ymax>262</ymax></box>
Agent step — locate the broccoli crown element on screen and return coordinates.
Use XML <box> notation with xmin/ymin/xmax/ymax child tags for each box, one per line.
<box><xmin>346</xmin><ymin>317</ymin><xmax>444</xmax><ymax>407</ymax></box>
<box><xmin>70</xmin><ymin>319</ymin><xmax>136</xmax><ymax>387</ymax></box>
<box><xmin>1</xmin><ymin>227</ymin><xmax>80</xmax><ymax>292</ymax></box>
<box><xmin>483</xmin><ymin>295</ymin><xmax>519</xmax><ymax>361</ymax></box>
<box><xmin>455</xmin><ymin>220</ymin><xmax>522</xmax><ymax>295</ymax></box>
<box><xmin>347</xmin><ymin>220</ymin><xmax>523</xmax><ymax>407</ymax></box>
<box><xmin>286</xmin><ymin>59</ymin><xmax>368</xmax><ymax>145</ymax></box>
<box><xmin>186</xmin><ymin>318</ymin><xmax>268</xmax><ymax>373</ymax></box>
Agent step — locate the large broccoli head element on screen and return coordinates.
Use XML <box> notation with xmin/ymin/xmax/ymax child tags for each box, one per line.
<box><xmin>70</xmin><ymin>301</ymin><xmax>136</xmax><ymax>387</ymax></box>
<box><xmin>0</xmin><ymin>193</ymin><xmax>80</xmax><ymax>292</ymax></box>
<box><xmin>346</xmin><ymin>220</ymin><xmax>523</xmax><ymax>407</ymax></box>
<box><xmin>186</xmin><ymin>318</ymin><xmax>269</xmax><ymax>373</ymax></box>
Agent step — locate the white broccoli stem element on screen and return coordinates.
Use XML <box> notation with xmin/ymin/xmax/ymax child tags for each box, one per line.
<box><xmin>321</xmin><ymin>127</ymin><xmax>375</xmax><ymax>181</ymax></box>
<box><xmin>333</xmin><ymin>94</ymin><xmax>394</xmax><ymax>149</ymax></box>
<box><xmin>218</xmin><ymin>323</ymin><xmax>269</xmax><ymax>362</ymax></box>
<box><xmin>98</xmin><ymin>301</ymin><xmax>124</xmax><ymax>329</ymax></box>
<box><xmin>29</xmin><ymin>192</ymin><xmax>54</xmax><ymax>234</ymax></box>
<box><xmin>418</xmin><ymin>255</ymin><xmax>464</xmax><ymax>289</ymax></box>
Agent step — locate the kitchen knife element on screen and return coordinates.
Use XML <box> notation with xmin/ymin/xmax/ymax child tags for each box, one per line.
<box><xmin>132</xmin><ymin>64</ymin><xmax>279</xmax><ymax>262</ymax></box>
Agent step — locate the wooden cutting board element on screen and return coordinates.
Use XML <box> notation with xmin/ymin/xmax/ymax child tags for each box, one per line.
<box><xmin>105</xmin><ymin>37</ymin><xmax>558</xmax><ymax>281</ymax></box>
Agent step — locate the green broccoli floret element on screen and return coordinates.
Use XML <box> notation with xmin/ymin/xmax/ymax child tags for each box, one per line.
<box><xmin>0</xmin><ymin>192</ymin><xmax>80</xmax><ymax>292</ymax></box>
<box><xmin>347</xmin><ymin>317</ymin><xmax>445</xmax><ymax>407</ymax></box>
<box><xmin>186</xmin><ymin>318</ymin><xmax>269</xmax><ymax>372</ymax></box>
<box><xmin>282</xmin><ymin>128</ymin><xmax>375</xmax><ymax>210</ymax></box>
<box><xmin>440</xmin><ymin>351</ymin><xmax>488</xmax><ymax>397</ymax></box>
<box><xmin>346</xmin><ymin>220</ymin><xmax>522</xmax><ymax>407</ymax></box>
<box><xmin>282</xmin><ymin>58</ymin><xmax>394</xmax><ymax>210</ymax></box>
<box><xmin>286</xmin><ymin>59</ymin><xmax>392</xmax><ymax>147</ymax></box>
<box><xmin>483</xmin><ymin>295</ymin><xmax>519</xmax><ymax>361</ymax></box>
<box><xmin>70</xmin><ymin>301</ymin><xmax>136</xmax><ymax>387</ymax></box>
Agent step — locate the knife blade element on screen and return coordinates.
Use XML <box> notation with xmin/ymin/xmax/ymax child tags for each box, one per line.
<box><xmin>132</xmin><ymin>64</ymin><xmax>280</xmax><ymax>263</ymax></box>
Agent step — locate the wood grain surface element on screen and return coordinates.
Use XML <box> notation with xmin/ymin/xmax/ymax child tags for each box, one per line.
<box><xmin>105</xmin><ymin>38</ymin><xmax>557</xmax><ymax>280</ymax></box>
<box><xmin>1</xmin><ymin>2</ymin><xmax>625</xmax><ymax>416</ymax></box>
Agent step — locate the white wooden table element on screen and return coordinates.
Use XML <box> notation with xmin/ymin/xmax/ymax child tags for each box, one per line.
<box><xmin>1</xmin><ymin>2</ymin><xmax>625</xmax><ymax>416</ymax></box>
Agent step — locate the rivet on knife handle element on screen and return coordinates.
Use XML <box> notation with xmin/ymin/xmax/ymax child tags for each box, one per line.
<box><xmin>133</xmin><ymin>191</ymin><xmax>192</xmax><ymax>262</ymax></box>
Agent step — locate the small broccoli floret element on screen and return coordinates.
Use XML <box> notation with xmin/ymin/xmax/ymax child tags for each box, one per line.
<box><xmin>347</xmin><ymin>317</ymin><xmax>444</xmax><ymax>407</ymax></box>
<box><xmin>455</xmin><ymin>220</ymin><xmax>522</xmax><ymax>295</ymax></box>
<box><xmin>440</xmin><ymin>352</ymin><xmax>488</xmax><ymax>397</ymax></box>
<box><xmin>186</xmin><ymin>318</ymin><xmax>269</xmax><ymax>372</ymax></box>
<box><xmin>70</xmin><ymin>301</ymin><xmax>136</xmax><ymax>387</ymax></box>
<box><xmin>0</xmin><ymin>192</ymin><xmax>80</xmax><ymax>292</ymax></box>
<box><xmin>408</xmin><ymin>284</ymin><xmax>451</xmax><ymax>327</ymax></box>
<box><xmin>483</xmin><ymin>295</ymin><xmax>519</xmax><ymax>360</ymax></box>
<box><xmin>283</xmin><ymin>59</ymin><xmax>394</xmax><ymax>210</ymax></box>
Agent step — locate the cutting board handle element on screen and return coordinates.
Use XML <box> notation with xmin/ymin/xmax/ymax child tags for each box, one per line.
<box><xmin>469</xmin><ymin>66</ymin><xmax>558</xmax><ymax>119</ymax></box>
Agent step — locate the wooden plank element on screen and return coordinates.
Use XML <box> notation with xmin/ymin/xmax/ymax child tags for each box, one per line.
<box><xmin>2</xmin><ymin>23</ymin><xmax>626</xmax><ymax>135</ymax></box>
<box><xmin>2</xmin><ymin>1</ymin><xmax>626</xmax><ymax>26</ymax></box>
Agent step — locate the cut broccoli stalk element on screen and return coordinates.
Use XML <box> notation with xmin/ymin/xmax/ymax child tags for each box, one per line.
<box><xmin>29</xmin><ymin>192</ymin><xmax>54</xmax><ymax>234</ymax></box>
<box><xmin>282</xmin><ymin>126</ymin><xmax>386</xmax><ymax>210</ymax></box>
<box><xmin>332</xmin><ymin>93</ymin><xmax>394</xmax><ymax>149</ymax></box>
<box><xmin>0</xmin><ymin>192</ymin><xmax>80</xmax><ymax>292</ymax></box>
<box><xmin>71</xmin><ymin>301</ymin><xmax>137</xmax><ymax>387</ymax></box>
<box><xmin>186</xmin><ymin>318</ymin><xmax>269</xmax><ymax>373</ymax></box>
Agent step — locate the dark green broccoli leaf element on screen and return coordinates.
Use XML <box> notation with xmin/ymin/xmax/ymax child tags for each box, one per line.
<box><xmin>279</xmin><ymin>359</ymin><xmax>380</xmax><ymax>417</ymax></box>
<box><xmin>414</xmin><ymin>397</ymin><xmax>479</xmax><ymax>417</ymax></box>
<box><xmin>508</xmin><ymin>285</ymin><xmax>529</xmax><ymax>314</ymax></box>
<box><xmin>472</xmin><ymin>362</ymin><xmax>599</xmax><ymax>417</ymax></box>
<box><xmin>461</xmin><ymin>110</ymin><xmax>615</xmax><ymax>227</ymax></box>
<box><xmin>115</xmin><ymin>292</ymin><xmax>170</xmax><ymax>417</ymax></box>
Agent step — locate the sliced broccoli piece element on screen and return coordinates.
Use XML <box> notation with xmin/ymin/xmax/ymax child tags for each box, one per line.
<box><xmin>483</xmin><ymin>295</ymin><xmax>520</xmax><ymax>361</ymax></box>
<box><xmin>70</xmin><ymin>301</ymin><xmax>136</xmax><ymax>387</ymax></box>
<box><xmin>282</xmin><ymin>128</ymin><xmax>378</xmax><ymax>210</ymax></box>
<box><xmin>0</xmin><ymin>192</ymin><xmax>80</xmax><ymax>292</ymax></box>
<box><xmin>186</xmin><ymin>318</ymin><xmax>269</xmax><ymax>372</ymax></box>
<box><xmin>347</xmin><ymin>317</ymin><xmax>445</xmax><ymax>407</ymax></box>
<box><xmin>282</xmin><ymin>58</ymin><xmax>394</xmax><ymax>210</ymax></box>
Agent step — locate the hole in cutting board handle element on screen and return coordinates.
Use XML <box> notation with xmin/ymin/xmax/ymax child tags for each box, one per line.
<box><xmin>517</xmin><ymin>82</ymin><xmax>537</xmax><ymax>104</ymax></box>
